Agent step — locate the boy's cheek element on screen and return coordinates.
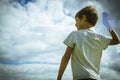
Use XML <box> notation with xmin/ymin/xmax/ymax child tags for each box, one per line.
<box><xmin>75</xmin><ymin>23</ymin><xmax>77</xmax><ymax>27</ymax></box>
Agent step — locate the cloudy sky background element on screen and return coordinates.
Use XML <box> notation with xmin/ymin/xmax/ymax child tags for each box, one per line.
<box><xmin>0</xmin><ymin>0</ymin><xmax>120</xmax><ymax>80</ymax></box>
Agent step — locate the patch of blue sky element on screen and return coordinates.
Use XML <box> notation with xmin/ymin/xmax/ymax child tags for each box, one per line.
<box><xmin>13</xmin><ymin>0</ymin><xmax>36</xmax><ymax>6</ymax></box>
<box><xmin>0</xmin><ymin>61</ymin><xmax>59</xmax><ymax>65</ymax></box>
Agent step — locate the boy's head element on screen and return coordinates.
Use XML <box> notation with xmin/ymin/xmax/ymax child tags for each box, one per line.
<box><xmin>75</xmin><ymin>5</ymin><xmax>98</xmax><ymax>27</ymax></box>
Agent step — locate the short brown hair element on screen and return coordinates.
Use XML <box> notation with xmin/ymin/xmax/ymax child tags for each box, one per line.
<box><xmin>75</xmin><ymin>6</ymin><xmax>98</xmax><ymax>26</ymax></box>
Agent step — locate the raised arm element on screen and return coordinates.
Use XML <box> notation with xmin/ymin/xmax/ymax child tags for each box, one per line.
<box><xmin>57</xmin><ymin>46</ymin><xmax>73</xmax><ymax>80</ymax></box>
<box><xmin>102</xmin><ymin>12</ymin><xmax>120</xmax><ymax>45</ymax></box>
<box><xmin>109</xmin><ymin>29</ymin><xmax>120</xmax><ymax>45</ymax></box>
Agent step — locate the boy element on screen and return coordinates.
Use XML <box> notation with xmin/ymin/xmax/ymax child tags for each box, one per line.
<box><xmin>57</xmin><ymin>6</ymin><xmax>120</xmax><ymax>80</ymax></box>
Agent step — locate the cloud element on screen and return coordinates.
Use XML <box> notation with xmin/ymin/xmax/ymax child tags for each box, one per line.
<box><xmin>99</xmin><ymin>0</ymin><xmax>120</xmax><ymax>20</ymax></box>
<box><xmin>101</xmin><ymin>67</ymin><xmax>120</xmax><ymax>80</ymax></box>
<box><xmin>109</xmin><ymin>58</ymin><xmax>120</xmax><ymax>73</ymax></box>
<box><xmin>0</xmin><ymin>0</ymin><xmax>74</xmax><ymax>61</ymax></box>
<box><xmin>0</xmin><ymin>0</ymin><xmax>74</xmax><ymax>79</ymax></box>
<box><xmin>0</xmin><ymin>64</ymin><xmax>59</xmax><ymax>80</ymax></box>
<box><xmin>100</xmin><ymin>45</ymin><xmax>120</xmax><ymax>80</ymax></box>
<box><xmin>99</xmin><ymin>0</ymin><xmax>120</xmax><ymax>37</ymax></box>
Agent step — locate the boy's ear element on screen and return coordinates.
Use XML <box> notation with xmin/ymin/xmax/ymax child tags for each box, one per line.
<box><xmin>82</xmin><ymin>15</ymin><xmax>87</xmax><ymax>21</ymax></box>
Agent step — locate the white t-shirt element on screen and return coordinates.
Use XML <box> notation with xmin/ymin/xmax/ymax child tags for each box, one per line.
<box><xmin>63</xmin><ymin>29</ymin><xmax>110</xmax><ymax>80</ymax></box>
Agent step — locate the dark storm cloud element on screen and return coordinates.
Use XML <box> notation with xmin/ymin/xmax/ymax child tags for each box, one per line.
<box><xmin>108</xmin><ymin>46</ymin><xmax>120</xmax><ymax>73</ymax></box>
<box><xmin>109</xmin><ymin>61</ymin><xmax>120</xmax><ymax>73</ymax></box>
<box><xmin>99</xmin><ymin>0</ymin><xmax>120</xmax><ymax>37</ymax></box>
<box><xmin>99</xmin><ymin>0</ymin><xmax>120</xmax><ymax>20</ymax></box>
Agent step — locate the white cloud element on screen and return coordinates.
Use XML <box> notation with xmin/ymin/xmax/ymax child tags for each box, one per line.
<box><xmin>0</xmin><ymin>0</ymin><xmax>73</xmax><ymax>79</ymax></box>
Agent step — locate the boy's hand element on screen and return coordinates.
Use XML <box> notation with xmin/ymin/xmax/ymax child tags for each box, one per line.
<box><xmin>102</xmin><ymin>12</ymin><xmax>115</xmax><ymax>30</ymax></box>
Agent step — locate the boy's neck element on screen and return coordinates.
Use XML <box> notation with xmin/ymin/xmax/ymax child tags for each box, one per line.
<box><xmin>77</xmin><ymin>25</ymin><xmax>92</xmax><ymax>30</ymax></box>
<box><xmin>77</xmin><ymin>22</ymin><xmax>93</xmax><ymax>30</ymax></box>
<box><xmin>77</xmin><ymin>27</ymin><xmax>90</xmax><ymax>30</ymax></box>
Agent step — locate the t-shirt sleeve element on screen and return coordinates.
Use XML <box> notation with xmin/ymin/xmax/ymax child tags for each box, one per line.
<box><xmin>63</xmin><ymin>31</ymin><xmax>75</xmax><ymax>48</ymax></box>
<box><xmin>99</xmin><ymin>35</ymin><xmax>111</xmax><ymax>50</ymax></box>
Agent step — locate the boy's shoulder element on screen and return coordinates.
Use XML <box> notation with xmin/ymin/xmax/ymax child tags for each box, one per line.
<box><xmin>69</xmin><ymin>29</ymin><xmax>93</xmax><ymax>38</ymax></box>
<box><xmin>72</xmin><ymin>29</ymin><xmax>95</xmax><ymax>34</ymax></box>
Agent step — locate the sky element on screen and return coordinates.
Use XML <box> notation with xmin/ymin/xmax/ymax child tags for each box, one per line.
<box><xmin>0</xmin><ymin>0</ymin><xmax>120</xmax><ymax>80</ymax></box>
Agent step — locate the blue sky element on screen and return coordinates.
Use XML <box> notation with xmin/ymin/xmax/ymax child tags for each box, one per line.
<box><xmin>0</xmin><ymin>0</ymin><xmax>120</xmax><ymax>80</ymax></box>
